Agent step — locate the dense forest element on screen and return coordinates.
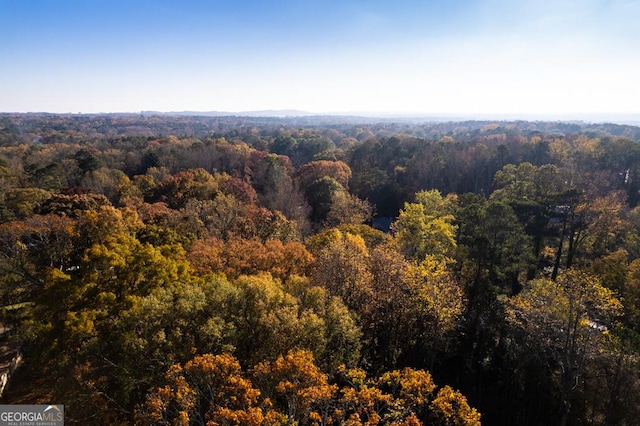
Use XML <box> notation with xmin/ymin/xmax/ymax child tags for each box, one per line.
<box><xmin>1</xmin><ymin>113</ymin><xmax>640</xmax><ymax>425</ymax></box>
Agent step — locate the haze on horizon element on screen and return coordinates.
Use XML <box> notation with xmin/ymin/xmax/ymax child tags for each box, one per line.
<box><xmin>1</xmin><ymin>0</ymin><xmax>639</xmax><ymax>120</ymax></box>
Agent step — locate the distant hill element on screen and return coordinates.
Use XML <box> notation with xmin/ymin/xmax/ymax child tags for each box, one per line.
<box><xmin>137</xmin><ymin>110</ymin><xmax>640</xmax><ymax>125</ymax></box>
<box><xmin>2</xmin><ymin>112</ymin><xmax>640</xmax><ymax>143</ymax></box>
<box><xmin>141</xmin><ymin>109</ymin><xmax>313</xmax><ymax>118</ymax></box>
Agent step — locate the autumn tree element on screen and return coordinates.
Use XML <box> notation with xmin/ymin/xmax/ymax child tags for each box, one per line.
<box><xmin>503</xmin><ymin>269</ymin><xmax>623</xmax><ymax>426</ymax></box>
<box><xmin>253</xmin><ymin>350</ymin><xmax>337</xmax><ymax>423</ymax></box>
<box><xmin>392</xmin><ymin>189</ymin><xmax>457</xmax><ymax>262</ymax></box>
<box><xmin>0</xmin><ymin>214</ymin><xmax>77</xmax><ymax>332</ymax></box>
<box><xmin>364</xmin><ymin>244</ymin><xmax>417</xmax><ymax>370</ymax></box>
<box><xmin>251</xmin><ymin>153</ymin><xmax>310</xmax><ymax>234</ymax></box>
<box><xmin>296</xmin><ymin>160</ymin><xmax>352</xmax><ymax>190</ymax></box>
<box><xmin>180</xmin><ymin>273</ymin><xmax>357</xmax><ymax>372</ymax></box>
<box><xmin>305</xmin><ymin>224</ymin><xmax>391</xmax><ymax>255</ymax></box>
<box><xmin>406</xmin><ymin>256</ymin><xmax>467</xmax><ymax>369</ymax></box>
<box><xmin>570</xmin><ymin>191</ymin><xmax>629</xmax><ymax>265</ymax></box>
<box><xmin>232</xmin><ymin>205</ymin><xmax>300</xmax><ymax>243</ymax></box>
<box><xmin>137</xmin><ymin>353</ymin><xmax>279</xmax><ymax>425</ymax></box>
<box><xmin>35</xmin><ymin>192</ymin><xmax>112</xmax><ymax>218</ymax></box>
<box><xmin>140</xmin><ymin>350</ymin><xmax>481</xmax><ymax>426</ymax></box>
<box><xmin>155</xmin><ymin>168</ymin><xmax>219</xmax><ymax>209</ymax></box>
<box><xmin>586</xmin><ymin>327</ymin><xmax>640</xmax><ymax>425</ymax></box>
<box><xmin>215</xmin><ymin>172</ymin><xmax>258</xmax><ymax>204</ymax></box>
<box><xmin>80</xmin><ymin>166</ymin><xmax>132</xmax><ymax>205</ymax></box>
<box><xmin>187</xmin><ymin>236</ymin><xmax>313</xmax><ymax>280</ymax></box>
<box><xmin>590</xmin><ymin>248</ymin><xmax>628</xmax><ymax>294</ymax></box>
<box><xmin>338</xmin><ymin>364</ymin><xmax>481</xmax><ymax>425</ymax></box>
<box><xmin>11</xmin><ymin>204</ymin><xmax>193</xmax><ymax>422</ymax></box>
<box><xmin>1</xmin><ymin>187</ymin><xmax>52</xmax><ymax>221</ymax></box>
<box><xmin>180</xmin><ymin>195</ymin><xmax>245</xmax><ymax>240</ymax></box>
<box><xmin>428</xmin><ymin>385</ymin><xmax>482</xmax><ymax>426</ymax></box>
<box><xmin>359</xmin><ymin>242</ymin><xmax>465</xmax><ymax>371</ymax></box>
<box><xmin>310</xmin><ymin>231</ymin><xmax>373</xmax><ymax>316</ymax></box>
<box><xmin>325</xmin><ymin>190</ymin><xmax>374</xmax><ymax>228</ymax></box>
<box><xmin>624</xmin><ymin>259</ymin><xmax>640</xmax><ymax>331</ymax></box>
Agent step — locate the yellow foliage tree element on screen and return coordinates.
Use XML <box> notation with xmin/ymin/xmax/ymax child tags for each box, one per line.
<box><xmin>140</xmin><ymin>351</ymin><xmax>482</xmax><ymax>426</ymax></box>
<box><xmin>504</xmin><ymin>269</ymin><xmax>623</xmax><ymax>425</ymax></box>
<box><xmin>392</xmin><ymin>190</ymin><xmax>457</xmax><ymax>262</ymax></box>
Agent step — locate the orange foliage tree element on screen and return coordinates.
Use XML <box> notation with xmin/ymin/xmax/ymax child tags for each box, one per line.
<box><xmin>187</xmin><ymin>236</ymin><xmax>313</xmax><ymax>280</ymax></box>
<box><xmin>138</xmin><ymin>350</ymin><xmax>481</xmax><ymax>426</ymax></box>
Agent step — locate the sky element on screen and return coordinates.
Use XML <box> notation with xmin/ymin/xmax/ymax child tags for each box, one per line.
<box><xmin>1</xmin><ymin>0</ymin><xmax>639</xmax><ymax>118</ymax></box>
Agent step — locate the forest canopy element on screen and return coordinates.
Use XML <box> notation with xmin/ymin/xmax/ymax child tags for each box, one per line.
<box><xmin>1</xmin><ymin>113</ymin><xmax>640</xmax><ymax>425</ymax></box>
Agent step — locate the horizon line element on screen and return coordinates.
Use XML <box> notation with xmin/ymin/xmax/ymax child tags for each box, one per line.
<box><xmin>2</xmin><ymin>109</ymin><xmax>640</xmax><ymax>124</ymax></box>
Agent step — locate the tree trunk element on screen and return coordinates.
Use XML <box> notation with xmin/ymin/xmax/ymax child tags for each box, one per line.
<box><xmin>552</xmin><ymin>215</ymin><xmax>567</xmax><ymax>281</ymax></box>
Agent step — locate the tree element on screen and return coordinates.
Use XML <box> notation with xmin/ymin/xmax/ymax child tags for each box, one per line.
<box><xmin>310</xmin><ymin>231</ymin><xmax>373</xmax><ymax>316</ymax></box>
<box><xmin>226</xmin><ymin>273</ymin><xmax>360</xmax><ymax>369</ymax></box>
<box><xmin>624</xmin><ymin>259</ymin><xmax>640</xmax><ymax>331</ymax></box>
<box><xmin>456</xmin><ymin>195</ymin><xmax>533</xmax><ymax>293</ymax></box>
<box><xmin>338</xmin><ymin>365</ymin><xmax>480</xmax><ymax>425</ymax></box>
<box><xmin>16</xmin><ymin>206</ymin><xmax>193</xmax><ymax>422</ymax></box>
<box><xmin>215</xmin><ymin>172</ymin><xmax>258</xmax><ymax>204</ymax></box>
<box><xmin>296</xmin><ymin>160</ymin><xmax>352</xmax><ymax>190</ymax></box>
<box><xmin>0</xmin><ymin>214</ymin><xmax>77</xmax><ymax>328</ymax></box>
<box><xmin>504</xmin><ymin>270</ymin><xmax>623</xmax><ymax>426</ymax></box>
<box><xmin>429</xmin><ymin>385</ymin><xmax>482</xmax><ymax>426</ymax></box>
<box><xmin>137</xmin><ymin>353</ymin><xmax>277</xmax><ymax>425</ymax></box>
<box><xmin>253</xmin><ymin>350</ymin><xmax>337</xmax><ymax>423</ymax></box>
<box><xmin>80</xmin><ymin>167</ymin><xmax>131</xmax><ymax>205</ymax></box>
<box><xmin>74</xmin><ymin>148</ymin><xmax>103</xmax><ymax>176</ymax></box>
<box><xmin>366</xmin><ymin>244</ymin><xmax>418</xmax><ymax>370</ymax></box>
<box><xmin>571</xmin><ymin>191</ymin><xmax>628</xmax><ymax>264</ymax></box>
<box><xmin>181</xmin><ymin>195</ymin><xmax>244</xmax><ymax>240</ymax></box>
<box><xmin>598</xmin><ymin>137</ymin><xmax>640</xmax><ymax>207</ymax></box>
<box><xmin>452</xmin><ymin>201</ymin><xmax>520</xmax><ymax>426</ymax></box>
<box><xmin>305</xmin><ymin>176</ymin><xmax>345</xmax><ymax>225</ymax></box>
<box><xmin>490</xmin><ymin>163</ymin><xmax>574</xmax><ymax>278</ymax></box>
<box><xmin>325</xmin><ymin>190</ymin><xmax>374</xmax><ymax>228</ymax></box>
<box><xmin>407</xmin><ymin>256</ymin><xmax>467</xmax><ymax>369</ymax></box>
<box><xmin>251</xmin><ymin>153</ymin><xmax>293</xmax><ymax>211</ymax></box>
<box><xmin>1</xmin><ymin>187</ymin><xmax>52</xmax><ymax>221</ymax></box>
<box><xmin>187</xmin><ymin>236</ymin><xmax>313</xmax><ymax>280</ymax></box>
<box><xmin>350</xmin><ymin>166</ymin><xmax>402</xmax><ymax>217</ymax></box>
<box><xmin>155</xmin><ymin>168</ymin><xmax>219</xmax><ymax>209</ymax></box>
<box><xmin>590</xmin><ymin>249</ymin><xmax>628</xmax><ymax>294</ymax></box>
<box><xmin>588</xmin><ymin>327</ymin><xmax>640</xmax><ymax>425</ymax></box>
<box><xmin>392</xmin><ymin>190</ymin><xmax>457</xmax><ymax>262</ymax></box>
<box><xmin>305</xmin><ymin>225</ymin><xmax>391</xmax><ymax>256</ymax></box>
<box><xmin>251</xmin><ymin>153</ymin><xmax>310</xmax><ymax>234</ymax></box>
<box><xmin>140</xmin><ymin>350</ymin><xmax>481</xmax><ymax>426</ymax></box>
<box><xmin>36</xmin><ymin>192</ymin><xmax>113</xmax><ymax>218</ymax></box>
<box><xmin>234</xmin><ymin>205</ymin><xmax>300</xmax><ymax>243</ymax></box>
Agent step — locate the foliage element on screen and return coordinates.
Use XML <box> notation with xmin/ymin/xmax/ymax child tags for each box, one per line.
<box><xmin>392</xmin><ymin>190</ymin><xmax>457</xmax><ymax>261</ymax></box>
<box><xmin>187</xmin><ymin>236</ymin><xmax>313</xmax><ymax>280</ymax></box>
<box><xmin>3</xmin><ymin>114</ymin><xmax>640</xmax><ymax>425</ymax></box>
<box><xmin>503</xmin><ymin>269</ymin><xmax>623</xmax><ymax>423</ymax></box>
<box><xmin>139</xmin><ymin>350</ymin><xmax>480</xmax><ymax>426</ymax></box>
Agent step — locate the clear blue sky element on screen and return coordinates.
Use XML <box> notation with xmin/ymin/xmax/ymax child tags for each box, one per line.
<box><xmin>1</xmin><ymin>0</ymin><xmax>639</xmax><ymax>117</ymax></box>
